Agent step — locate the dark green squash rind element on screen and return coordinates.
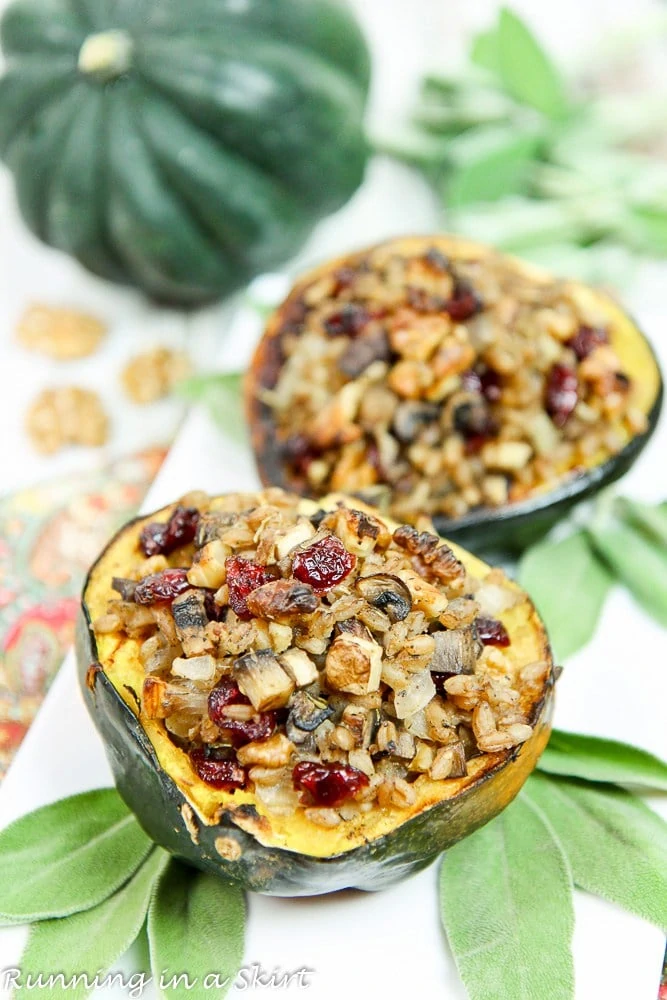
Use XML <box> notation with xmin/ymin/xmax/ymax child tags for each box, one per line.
<box><xmin>76</xmin><ymin>512</ymin><xmax>554</xmax><ymax>897</ymax></box>
<box><xmin>0</xmin><ymin>0</ymin><xmax>370</xmax><ymax>304</ymax></box>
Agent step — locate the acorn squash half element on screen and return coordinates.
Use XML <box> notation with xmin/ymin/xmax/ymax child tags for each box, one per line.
<box><xmin>246</xmin><ymin>235</ymin><xmax>662</xmax><ymax>552</ymax></box>
<box><xmin>77</xmin><ymin>492</ymin><xmax>554</xmax><ymax>896</ymax></box>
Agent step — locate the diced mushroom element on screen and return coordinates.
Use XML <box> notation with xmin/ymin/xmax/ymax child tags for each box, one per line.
<box><xmin>279</xmin><ymin>647</ymin><xmax>318</xmax><ymax>688</ymax></box>
<box><xmin>245</xmin><ymin>579</ymin><xmax>318</xmax><ymax>621</ymax></box>
<box><xmin>234</xmin><ymin>649</ymin><xmax>295</xmax><ymax>711</ymax></box>
<box><xmin>392</xmin><ymin>401</ymin><xmax>440</xmax><ymax>443</ymax></box>
<box><xmin>195</xmin><ymin>511</ymin><xmax>238</xmax><ymax>547</ymax></box>
<box><xmin>325</xmin><ymin>633</ymin><xmax>383</xmax><ymax>695</ymax></box>
<box><xmin>356</xmin><ymin>574</ymin><xmax>412</xmax><ymax>623</ymax></box>
<box><xmin>172</xmin><ymin>589</ymin><xmax>212</xmax><ymax>657</ymax></box>
<box><xmin>338</xmin><ymin>329</ymin><xmax>391</xmax><ymax>377</ymax></box>
<box><xmin>429</xmin><ymin>627</ymin><xmax>481</xmax><ymax>674</ymax></box>
<box><xmin>187</xmin><ymin>540</ymin><xmax>230</xmax><ymax>589</ymax></box>
<box><xmin>286</xmin><ymin>691</ymin><xmax>334</xmax><ymax>739</ymax></box>
<box><xmin>112</xmin><ymin>577</ymin><xmax>137</xmax><ymax>601</ymax></box>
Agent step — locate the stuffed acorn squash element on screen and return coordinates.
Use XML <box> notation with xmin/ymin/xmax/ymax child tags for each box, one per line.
<box><xmin>78</xmin><ymin>489</ymin><xmax>555</xmax><ymax>896</ymax></box>
<box><xmin>247</xmin><ymin>235</ymin><xmax>662</xmax><ymax>552</ymax></box>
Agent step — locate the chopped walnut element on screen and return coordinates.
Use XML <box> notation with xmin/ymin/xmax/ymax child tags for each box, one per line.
<box><xmin>26</xmin><ymin>387</ymin><xmax>109</xmax><ymax>454</ymax></box>
<box><xmin>16</xmin><ymin>304</ymin><xmax>106</xmax><ymax>359</ymax></box>
<box><xmin>121</xmin><ymin>347</ymin><xmax>191</xmax><ymax>404</ymax></box>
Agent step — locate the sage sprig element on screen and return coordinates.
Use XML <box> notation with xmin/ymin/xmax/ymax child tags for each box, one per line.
<box><xmin>538</xmin><ymin>729</ymin><xmax>667</xmax><ymax>791</ymax></box>
<box><xmin>440</xmin><ymin>793</ymin><xmax>575</xmax><ymax>1000</ymax></box>
<box><xmin>0</xmin><ymin>789</ymin><xmax>153</xmax><ymax>925</ymax></box>
<box><xmin>382</xmin><ymin>6</ymin><xmax>667</xmax><ymax>279</ymax></box>
<box><xmin>148</xmin><ymin>860</ymin><xmax>245</xmax><ymax>1000</ymax></box>
<box><xmin>525</xmin><ymin>774</ymin><xmax>667</xmax><ymax>930</ymax></box>
<box><xmin>518</xmin><ymin>531</ymin><xmax>612</xmax><ymax>660</ymax></box>
<box><xmin>18</xmin><ymin>849</ymin><xmax>169</xmax><ymax>1000</ymax></box>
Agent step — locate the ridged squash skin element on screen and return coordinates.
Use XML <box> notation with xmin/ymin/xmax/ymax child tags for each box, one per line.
<box><xmin>77</xmin><ymin>496</ymin><xmax>555</xmax><ymax>897</ymax></box>
<box><xmin>246</xmin><ymin>235</ymin><xmax>663</xmax><ymax>554</ymax></box>
<box><xmin>0</xmin><ymin>0</ymin><xmax>370</xmax><ymax>304</ymax></box>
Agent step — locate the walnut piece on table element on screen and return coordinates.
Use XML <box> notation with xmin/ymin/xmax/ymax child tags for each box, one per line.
<box><xmin>16</xmin><ymin>304</ymin><xmax>106</xmax><ymax>360</ymax></box>
<box><xmin>26</xmin><ymin>387</ymin><xmax>109</xmax><ymax>455</ymax></box>
<box><xmin>121</xmin><ymin>347</ymin><xmax>191</xmax><ymax>404</ymax></box>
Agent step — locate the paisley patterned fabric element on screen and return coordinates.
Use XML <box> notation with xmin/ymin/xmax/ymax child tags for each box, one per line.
<box><xmin>0</xmin><ymin>447</ymin><xmax>166</xmax><ymax>777</ymax></box>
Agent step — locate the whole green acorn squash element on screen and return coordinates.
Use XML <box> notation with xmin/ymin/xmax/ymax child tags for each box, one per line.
<box><xmin>0</xmin><ymin>0</ymin><xmax>371</xmax><ymax>304</ymax></box>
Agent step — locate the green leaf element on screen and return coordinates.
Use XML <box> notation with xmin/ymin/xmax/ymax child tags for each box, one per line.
<box><xmin>587</xmin><ymin>506</ymin><xmax>667</xmax><ymax>626</ymax></box>
<box><xmin>148</xmin><ymin>860</ymin><xmax>245</xmax><ymax>999</ymax></box>
<box><xmin>615</xmin><ymin>496</ymin><xmax>667</xmax><ymax>546</ymax></box>
<box><xmin>18</xmin><ymin>849</ymin><xmax>169</xmax><ymax>1000</ymax></box>
<box><xmin>497</xmin><ymin>9</ymin><xmax>569</xmax><ymax>119</ymax></box>
<box><xmin>470</xmin><ymin>25</ymin><xmax>502</xmax><ymax>75</ymax></box>
<box><xmin>178</xmin><ymin>372</ymin><xmax>245</xmax><ymax>441</ymax></box>
<box><xmin>446</xmin><ymin>128</ymin><xmax>542</xmax><ymax>206</ymax></box>
<box><xmin>0</xmin><ymin>789</ymin><xmax>153</xmax><ymax>924</ymax></box>
<box><xmin>539</xmin><ymin>730</ymin><xmax>667</xmax><ymax>791</ymax></box>
<box><xmin>518</xmin><ymin>531</ymin><xmax>612</xmax><ymax>659</ymax></box>
<box><xmin>526</xmin><ymin>773</ymin><xmax>667</xmax><ymax>930</ymax></box>
<box><xmin>440</xmin><ymin>793</ymin><xmax>575</xmax><ymax>1000</ymax></box>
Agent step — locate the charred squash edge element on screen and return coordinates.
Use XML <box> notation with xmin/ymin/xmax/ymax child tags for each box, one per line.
<box><xmin>246</xmin><ymin>234</ymin><xmax>663</xmax><ymax>553</ymax></box>
<box><xmin>77</xmin><ymin>494</ymin><xmax>554</xmax><ymax>896</ymax></box>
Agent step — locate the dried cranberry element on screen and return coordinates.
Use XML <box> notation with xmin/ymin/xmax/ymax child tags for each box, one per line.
<box><xmin>139</xmin><ymin>505</ymin><xmax>199</xmax><ymax>557</ymax></box>
<box><xmin>292</xmin><ymin>536</ymin><xmax>356</xmax><ymax>592</ymax></box>
<box><xmin>280</xmin><ymin>434</ymin><xmax>320</xmax><ymax>477</ymax></box>
<box><xmin>190</xmin><ymin>749</ymin><xmax>246</xmax><ymax>790</ymax></box>
<box><xmin>324</xmin><ymin>304</ymin><xmax>370</xmax><ymax>337</ymax></box>
<box><xmin>567</xmin><ymin>325</ymin><xmax>609</xmax><ymax>361</ymax></box>
<box><xmin>204</xmin><ymin>591</ymin><xmax>226</xmax><ymax>622</ymax></box>
<box><xmin>476</xmin><ymin>617</ymin><xmax>510</xmax><ymax>647</ymax></box>
<box><xmin>445</xmin><ymin>279</ymin><xmax>483</xmax><ymax>322</ymax></box>
<box><xmin>226</xmin><ymin>557</ymin><xmax>276</xmax><ymax>620</ymax></box>
<box><xmin>293</xmin><ymin>761</ymin><xmax>369</xmax><ymax>806</ymax></box>
<box><xmin>224</xmin><ymin>712</ymin><xmax>277</xmax><ymax>747</ymax></box>
<box><xmin>464</xmin><ymin>434</ymin><xmax>489</xmax><ymax>456</ymax></box>
<box><xmin>208</xmin><ymin>678</ymin><xmax>251</xmax><ymax>725</ymax></box>
<box><xmin>134</xmin><ymin>569</ymin><xmax>190</xmax><ymax>605</ymax></box>
<box><xmin>480</xmin><ymin>369</ymin><xmax>503</xmax><ymax>402</ymax></box>
<box><xmin>546</xmin><ymin>364</ymin><xmax>579</xmax><ymax>427</ymax></box>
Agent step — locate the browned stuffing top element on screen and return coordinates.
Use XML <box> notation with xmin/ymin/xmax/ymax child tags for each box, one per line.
<box><xmin>257</xmin><ymin>239</ymin><xmax>644</xmax><ymax>523</ymax></box>
<box><xmin>92</xmin><ymin>489</ymin><xmax>549</xmax><ymax>825</ymax></box>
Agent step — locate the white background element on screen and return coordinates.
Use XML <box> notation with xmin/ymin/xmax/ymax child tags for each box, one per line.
<box><xmin>1</xmin><ymin>2</ymin><xmax>667</xmax><ymax>999</ymax></box>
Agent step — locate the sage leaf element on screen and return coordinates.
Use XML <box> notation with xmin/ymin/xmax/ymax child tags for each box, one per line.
<box><xmin>470</xmin><ymin>26</ymin><xmax>502</xmax><ymax>76</ymax></box>
<box><xmin>526</xmin><ymin>773</ymin><xmax>667</xmax><ymax>930</ymax></box>
<box><xmin>148</xmin><ymin>860</ymin><xmax>245</xmax><ymax>999</ymax></box>
<box><xmin>0</xmin><ymin>788</ymin><xmax>153</xmax><ymax>924</ymax></box>
<box><xmin>615</xmin><ymin>496</ymin><xmax>667</xmax><ymax>547</ymax></box>
<box><xmin>446</xmin><ymin>128</ymin><xmax>542</xmax><ymax>206</ymax></box>
<box><xmin>497</xmin><ymin>9</ymin><xmax>569</xmax><ymax>119</ymax></box>
<box><xmin>18</xmin><ymin>848</ymin><xmax>169</xmax><ymax>1000</ymax></box>
<box><xmin>539</xmin><ymin>730</ymin><xmax>667</xmax><ymax>791</ymax></box>
<box><xmin>587</xmin><ymin>511</ymin><xmax>667</xmax><ymax>626</ymax></box>
<box><xmin>440</xmin><ymin>793</ymin><xmax>575</xmax><ymax>1000</ymax></box>
<box><xmin>178</xmin><ymin>372</ymin><xmax>245</xmax><ymax>441</ymax></box>
<box><xmin>518</xmin><ymin>531</ymin><xmax>612</xmax><ymax>659</ymax></box>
